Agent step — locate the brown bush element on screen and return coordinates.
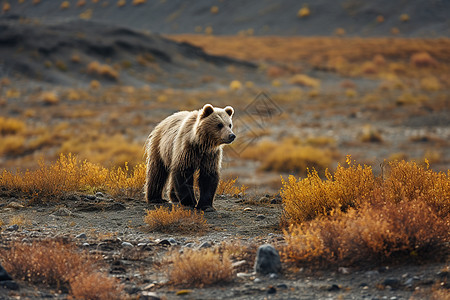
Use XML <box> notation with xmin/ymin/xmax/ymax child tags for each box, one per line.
<box><xmin>87</xmin><ymin>61</ymin><xmax>119</xmax><ymax>80</ymax></box>
<box><xmin>70</xmin><ymin>272</ymin><xmax>125</xmax><ymax>300</ymax></box>
<box><xmin>411</xmin><ymin>52</ymin><xmax>437</xmax><ymax>68</ymax></box>
<box><xmin>241</xmin><ymin>138</ymin><xmax>333</xmax><ymax>175</ymax></box>
<box><xmin>283</xmin><ymin>199</ymin><xmax>449</xmax><ymax>267</ymax></box>
<box><xmin>1</xmin><ymin>240</ymin><xmax>124</xmax><ymax>298</ymax></box>
<box><xmin>0</xmin><ymin>117</ymin><xmax>26</xmax><ymax>135</ymax></box>
<box><xmin>166</xmin><ymin>248</ymin><xmax>234</xmax><ymax>287</ymax></box>
<box><xmin>281</xmin><ymin>157</ymin><xmax>374</xmax><ymax>224</ymax></box>
<box><xmin>144</xmin><ymin>205</ymin><xmax>208</xmax><ymax>233</ymax></box>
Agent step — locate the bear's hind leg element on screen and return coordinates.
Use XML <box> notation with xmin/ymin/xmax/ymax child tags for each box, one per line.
<box><xmin>172</xmin><ymin>167</ymin><xmax>197</xmax><ymax>208</ymax></box>
<box><xmin>145</xmin><ymin>157</ymin><xmax>169</xmax><ymax>204</ymax></box>
<box><xmin>197</xmin><ymin>167</ymin><xmax>219</xmax><ymax>211</ymax></box>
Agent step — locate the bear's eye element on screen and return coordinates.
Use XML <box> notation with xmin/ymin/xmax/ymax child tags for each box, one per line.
<box><xmin>218</xmin><ymin>123</ymin><xmax>224</xmax><ymax>129</ymax></box>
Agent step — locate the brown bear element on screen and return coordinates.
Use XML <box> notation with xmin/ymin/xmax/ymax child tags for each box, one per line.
<box><xmin>144</xmin><ymin>104</ymin><xmax>235</xmax><ymax>211</ymax></box>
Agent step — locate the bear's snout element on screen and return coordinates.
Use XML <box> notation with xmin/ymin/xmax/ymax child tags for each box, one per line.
<box><xmin>227</xmin><ymin>133</ymin><xmax>236</xmax><ymax>143</ymax></box>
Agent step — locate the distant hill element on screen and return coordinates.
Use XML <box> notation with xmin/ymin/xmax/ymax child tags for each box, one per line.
<box><xmin>2</xmin><ymin>0</ymin><xmax>449</xmax><ymax>37</ymax></box>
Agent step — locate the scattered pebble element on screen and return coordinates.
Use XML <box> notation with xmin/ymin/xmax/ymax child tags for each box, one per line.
<box><xmin>243</xmin><ymin>207</ymin><xmax>253</xmax><ymax>211</ymax></box>
<box><xmin>51</xmin><ymin>207</ymin><xmax>72</xmax><ymax>217</ymax></box>
<box><xmin>269</xmin><ymin>273</ymin><xmax>278</xmax><ymax>279</ymax></box>
<box><xmin>6</xmin><ymin>201</ymin><xmax>24</xmax><ymax>209</ymax></box>
<box><xmin>122</xmin><ymin>242</ymin><xmax>134</xmax><ymax>248</ymax></box>
<box><xmin>328</xmin><ymin>284</ymin><xmax>340</xmax><ymax>291</ymax></box>
<box><xmin>267</xmin><ymin>286</ymin><xmax>277</xmax><ymax>294</ymax></box>
<box><xmin>256</xmin><ymin>214</ymin><xmax>265</xmax><ymax>220</ymax></box>
<box><xmin>254</xmin><ymin>278</ymin><xmax>262</xmax><ymax>283</ymax></box>
<box><xmin>198</xmin><ymin>241</ymin><xmax>212</xmax><ymax>248</ymax></box>
<box><xmin>76</xmin><ymin>233</ymin><xmax>87</xmax><ymax>239</ymax></box>
<box><xmin>6</xmin><ymin>224</ymin><xmax>19</xmax><ymax>231</ymax></box>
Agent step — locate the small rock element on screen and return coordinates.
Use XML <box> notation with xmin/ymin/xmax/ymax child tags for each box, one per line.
<box><xmin>338</xmin><ymin>267</ymin><xmax>350</xmax><ymax>274</ymax></box>
<box><xmin>95</xmin><ymin>192</ymin><xmax>105</xmax><ymax>198</ymax></box>
<box><xmin>175</xmin><ymin>289</ymin><xmax>192</xmax><ymax>295</ymax></box>
<box><xmin>183</xmin><ymin>243</ymin><xmax>195</xmax><ymax>248</ymax></box>
<box><xmin>243</xmin><ymin>207</ymin><xmax>253</xmax><ymax>211</ymax></box>
<box><xmin>6</xmin><ymin>201</ymin><xmax>24</xmax><ymax>209</ymax></box>
<box><xmin>158</xmin><ymin>239</ymin><xmax>173</xmax><ymax>246</ymax></box>
<box><xmin>141</xmin><ymin>291</ymin><xmax>161</xmax><ymax>300</ymax></box>
<box><xmin>277</xmin><ymin>283</ymin><xmax>288</xmax><ymax>289</ymax></box>
<box><xmin>142</xmin><ymin>283</ymin><xmax>155</xmax><ymax>290</ymax></box>
<box><xmin>198</xmin><ymin>241</ymin><xmax>212</xmax><ymax>248</ymax></box>
<box><xmin>236</xmin><ymin>272</ymin><xmax>254</xmax><ymax>279</ymax></box>
<box><xmin>82</xmin><ymin>243</ymin><xmax>90</xmax><ymax>247</ymax></box>
<box><xmin>0</xmin><ymin>264</ymin><xmax>12</xmax><ymax>281</ymax></box>
<box><xmin>84</xmin><ymin>194</ymin><xmax>96</xmax><ymax>200</ymax></box>
<box><xmin>258</xmin><ymin>196</ymin><xmax>270</xmax><ymax>203</ymax></box>
<box><xmin>52</xmin><ymin>207</ymin><xmax>72</xmax><ymax>216</ymax></box>
<box><xmin>122</xmin><ymin>242</ymin><xmax>133</xmax><ymax>248</ymax></box>
<box><xmin>328</xmin><ymin>284</ymin><xmax>340</xmax><ymax>291</ymax></box>
<box><xmin>168</xmin><ymin>238</ymin><xmax>177</xmax><ymax>244</ymax></box>
<box><xmin>254</xmin><ymin>244</ymin><xmax>281</xmax><ymax>275</ymax></box>
<box><xmin>365</xmin><ymin>270</ymin><xmax>380</xmax><ymax>277</ymax></box>
<box><xmin>76</xmin><ymin>233</ymin><xmax>87</xmax><ymax>239</ymax></box>
<box><xmin>269</xmin><ymin>273</ymin><xmax>278</xmax><ymax>279</ymax></box>
<box><xmin>254</xmin><ymin>278</ymin><xmax>262</xmax><ymax>283</ymax></box>
<box><xmin>267</xmin><ymin>286</ymin><xmax>277</xmax><ymax>294</ymax></box>
<box><xmin>232</xmin><ymin>260</ymin><xmax>247</xmax><ymax>269</ymax></box>
<box><xmin>383</xmin><ymin>278</ymin><xmax>401</xmax><ymax>289</ymax></box>
<box><xmin>256</xmin><ymin>214</ymin><xmax>265</xmax><ymax>220</ymax></box>
<box><xmin>6</xmin><ymin>224</ymin><xmax>19</xmax><ymax>231</ymax></box>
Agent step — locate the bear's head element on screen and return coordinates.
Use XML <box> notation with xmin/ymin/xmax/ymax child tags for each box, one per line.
<box><xmin>195</xmin><ymin>104</ymin><xmax>236</xmax><ymax>148</ymax></box>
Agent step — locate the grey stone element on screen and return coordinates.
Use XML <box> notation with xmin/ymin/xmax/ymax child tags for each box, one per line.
<box><xmin>6</xmin><ymin>224</ymin><xmax>19</xmax><ymax>231</ymax></box>
<box><xmin>253</xmin><ymin>278</ymin><xmax>262</xmax><ymax>283</ymax></box>
<box><xmin>199</xmin><ymin>241</ymin><xmax>212</xmax><ymax>248</ymax></box>
<box><xmin>254</xmin><ymin>244</ymin><xmax>281</xmax><ymax>275</ymax></box>
<box><xmin>269</xmin><ymin>273</ymin><xmax>278</xmax><ymax>279</ymax></box>
<box><xmin>122</xmin><ymin>242</ymin><xmax>134</xmax><ymax>248</ymax></box>
<box><xmin>256</xmin><ymin>214</ymin><xmax>265</xmax><ymax>220</ymax></box>
<box><xmin>76</xmin><ymin>233</ymin><xmax>87</xmax><ymax>239</ymax></box>
<box><xmin>0</xmin><ymin>280</ymin><xmax>19</xmax><ymax>290</ymax></box>
<box><xmin>382</xmin><ymin>278</ymin><xmax>401</xmax><ymax>289</ymax></box>
<box><xmin>95</xmin><ymin>192</ymin><xmax>105</xmax><ymax>198</ymax></box>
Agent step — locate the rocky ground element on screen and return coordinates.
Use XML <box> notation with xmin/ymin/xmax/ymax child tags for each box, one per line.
<box><xmin>0</xmin><ymin>194</ymin><xmax>448</xmax><ymax>299</ymax></box>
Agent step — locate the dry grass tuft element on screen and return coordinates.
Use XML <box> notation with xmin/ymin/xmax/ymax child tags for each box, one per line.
<box><xmin>410</xmin><ymin>52</ymin><xmax>437</xmax><ymax>68</ymax></box>
<box><xmin>241</xmin><ymin>138</ymin><xmax>334</xmax><ymax>175</ymax></box>
<box><xmin>281</xmin><ymin>158</ymin><xmax>449</xmax><ymax>225</ymax></box>
<box><xmin>1</xmin><ymin>240</ymin><xmax>124</xmax><ymax>299</ymax></box>
<box><xmin>39</xmin><ymin>91</ymin><xmax>60</xmax><ymax>105</ymax></box>
<box><xmin>282</xmin><ymin>199</ymin><xmax>449</xmax><ymax>267</ymax></box>
<box><xmin>289</xmin><ymin>74</ymin><xmax>320</xmax><ymax>88</ymax></box>
<box><xmin>0</xmin><ymin>154</ymin><xmax>146</xmax><ymax>199</ymax></box>
<box><xmin>70</xmin><ymin>272</ymin><xmax>124</xmax><ymax>300</ymax></box>
<box><xmin>217</xmin><ymin>177</ymin><xmax>248</xmax><ymax>196</ymax></box>
<box><xmin>281</xmin><ymin>157</ymin><xmax>375</xmax><ymax>224</ymax></box>
<box><xmin>165</xmin><ymin>248</ymin><xmax>234</xmax><ymax>287</ymax></box>
<box><xmin>0</xmin><ymin>117</ymin><xmax>26</xmax><ymax>135</ymax></box>
<box><xmin>87</xmin><ymin>61</ymin><xmax>119</xmax><ymax>80</ymax></box>
<box><xmin>144</xmin><ymin>205</ymin><xmax>207</xmax><ymax>233</ymax></box>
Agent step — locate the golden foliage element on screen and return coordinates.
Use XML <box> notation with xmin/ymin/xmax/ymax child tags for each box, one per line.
<box><xmin>217</xmin><ymin>177</ymin><xmax>248</xmax><ymax>196</ymax></box>
<box><xmin>0</xmin><ymin>117</ymin><xmax>26</xmax><ymax>135</ymax></box>
<box><xmin>39</xmin><ymin>91</ymin><xmax>60</xmax><ymax>105</ymax></box>
<box><xmin>0</xmin><ymin>154</ymin><xmax>146</xmax><ymax>199</ymax></box>
<box><xmin>283</xmin><ymin>199</ymin><xmax>449</xmax><ymax>267</ymax></box>
<box><xmin>1</xmin><ymin>240</ymin><xmax>124</xmax><ymax>299</ymax></box>
<box><xmin>281</xmin><ymin>158</ymin><xmax>374</xmax><ymax>224</ymax></box>
<box><xmin>87</xmin><ymin>61</ymin><xmax>119</xmax><ymax>80</ymax></box>
<box><xmin>166</xmin><ymin>248</ymin><xmax>234</xmax><ymax>287</ymax></box>
<box><xmin>297</xmin><ymin>5</ymin><xmax>310</xmax><ymax>18</ymax></box>
<box><xmin>289</xmin><ymin>74</ymin><xmax>320</xmax><ymax>88</ymax></box>
<box><xmin>229</xmin><ymin>80</ymin><xmax>242</xmax><ymax>91</ymax></box>
<box><xmin>241</xmin><ymin>138</ymin><xmax>333</xmax><ymax>175</ymax></box>
<box><xmin>410</xmin><ymin>52</ymin><xmax>437</xmax><ymax>68</ymax></box>
<box><xmin>144</xmin><ymin>205</ymin><xmax>207</xmax><ymax>233</ymax></box>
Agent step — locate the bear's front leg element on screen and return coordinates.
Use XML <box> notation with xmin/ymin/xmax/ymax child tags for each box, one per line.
<box><xmin>197</xmin><ymin>167</ymin><xmax>219</xmax><ymax>211</ymax></box>
<box><xmin>173</xmin><ymin>167</ymin><xmax>197</xmax><ymax>208</ymax></box>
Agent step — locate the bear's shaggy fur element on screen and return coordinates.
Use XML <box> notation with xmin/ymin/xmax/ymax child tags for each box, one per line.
<box><xmin>144</xmin><ymin>104</ymin><xmax>235</xmax><ymax>210</ymax></box>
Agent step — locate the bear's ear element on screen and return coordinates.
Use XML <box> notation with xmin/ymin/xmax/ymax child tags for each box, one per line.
<box><xmin>201</xmin><ymin>104</ymin><xmax>214</xmax><ymax>119</ymax></box>
<box><xmin>224</xmin><ymin>106</ymin><xmax>234</xmax><ymax>117</ymax></box>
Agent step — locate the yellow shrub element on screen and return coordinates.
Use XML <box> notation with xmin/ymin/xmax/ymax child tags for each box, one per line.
<box><xmin>40</xmin><ymin>91</ymin><xmax>60</xmax><ymax>105</ymax></box>
<box><xmin>144</xmin><ymin>205</ymin><xmax>207</xmax><ymax>233</ymax></box>
<box><xmin>0</xmin><ymin>136</ymin><xmax>25</xmax><ymax>156</ymax></box>
<box><xmin>210</xmin><ymin>5</ymin><xmax>219</xmax><ymax>14</ymax></box>
<box><xmin>217</xmin><ymin>177</ymin><xmax>248</xmax><ymax>196</ymax></box>
<box><xmin>0</xmin><ymin>154</ymin><xmax>146</xmax><ymax>199</ymax></box>
<box><xmin>60</xmin><ymin>1</ymin><xmax>70</xmax><ymax>9</ymax></box>
<box><xmin>166</xmin><ymin>248</ymin><xmax>234</xmax><ymax>286</ymax></box>
<box><xmin>297</xmin><ymin>5</ymin><xmax>310</xmax><ymax>18</ymax></box>
<box><xmin>87</xmin><ymin>61</ymin><xmax>119</xmax><ymax>80</ymax></box>
<box><xmin>242</xmin><ymin>138</ymin><xmax>333</xmax><ymax>175</ymax></box>
<box><xmin>229</xmin><ymin>80</ymin><xmax>242</xmax><ymax>91</ymax></box>
<box><xmin>0</xmin><ymin>117</ymin><xmax>26</xmax><ymax>135</ymax></box>
<box><xmin>289</xmin><ymin>74</ymin><xmax>320</xmax><ymax>88</ymax></box>
<box><xmin>420</xmin><ymin>77</ymin><xmax>441</xmax><ymax>91</ymax></box>
<box><xmin>281</xmin><ymin>158</ymin><xmax>374</xmax><ymax>224</ymax></box>
<box><xmin>132</xmin><ymin>0</ymin><xmax>146</xmax><ymax>5</ymax></box>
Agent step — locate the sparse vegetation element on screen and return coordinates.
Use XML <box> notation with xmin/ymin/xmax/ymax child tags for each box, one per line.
<box><xmin>87</xmin><ymin>61</ymin><xmax>119</xmax><ymax>80</ymax></box>
<box><xmin>144</xmin><ymin>205</ymin><xmax>207</xmax><ymax>233</ymax></box>
<box><xmin>0</xmin><ymin>240</ymin><xmax>124</xmax><ymax>299</ymax></box>
<box><xmin>165</xmin><ymin>248</ymin><xmax>234</xmax><ymax>286</ymax></box>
